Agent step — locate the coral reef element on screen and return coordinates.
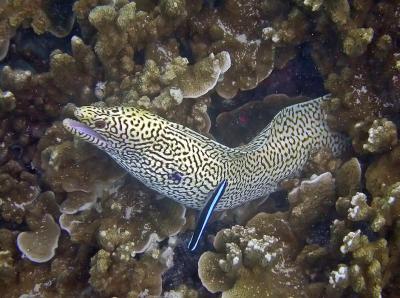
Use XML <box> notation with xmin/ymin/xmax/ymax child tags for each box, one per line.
<box><xmin>89</xmin><ymin>249</ymin><xmax>168</xmax><ymax>297</ymax></box>
<box><xmin>60</xmin><ymin>179</ymin><xmax>186</xmax><ymax>254</ymax></box>
<box><xmin>309</xmin><ymin>0</ymin><xmax>400</xmax><ymax>154</ymax></box>
<box><xmin>198</xmin><ymin>212</ymin><xmax>309</xmax><ymax>297</ymax></box>
<box><xmin>0</xmin><ymin>0</ymin><xmax>75</xmax><ymax>60</ymax></box>
<box><xmin>190</xmin><ymin>0</ymin><xmax>309</xmax><ymax>98</ymax></box>
<box><xmin>1</xmin><ymin>0</ymin><xmax>400</xmax><ymax>296</ymax></box>
<box><xmin>0</xmin><ymin>160</ymin><xmax>40</xmax><ymax>224</ymax></box>
<box><xmin>198</xmin><ymin>171</ymin><xmax>341</xmax><ymax>297</ymax></box>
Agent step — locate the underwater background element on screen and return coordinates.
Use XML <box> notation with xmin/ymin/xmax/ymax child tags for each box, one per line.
<box><xmin>0</xmin><ymin>0</ymin><xmax>400</xmax><ymax>297</ymax></box>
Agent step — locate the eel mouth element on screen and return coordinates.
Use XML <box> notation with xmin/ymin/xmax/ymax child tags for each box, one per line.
<box><xmin>63</xmin><ymin>118</ymin><xmax>108</xmax><ymax>147</ymax></box>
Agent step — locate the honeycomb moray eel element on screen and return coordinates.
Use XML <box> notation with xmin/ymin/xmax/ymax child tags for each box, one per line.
<box><xmin>63</xmin><ymin>95</ymin><xmax>347</xmax><ymax>211</ymax></box>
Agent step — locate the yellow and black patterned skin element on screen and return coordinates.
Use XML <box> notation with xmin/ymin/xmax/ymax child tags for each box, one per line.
<box><xmin>63</xmin><ymin>95</ymin><xmax>347</xmax><ymax>210</ymax></box>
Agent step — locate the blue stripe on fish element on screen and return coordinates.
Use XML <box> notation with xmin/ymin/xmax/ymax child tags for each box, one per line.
<box><xmin>188</xmin><ymin>179</ymin><xmax>228</xmax><ymax>251</ymax></box>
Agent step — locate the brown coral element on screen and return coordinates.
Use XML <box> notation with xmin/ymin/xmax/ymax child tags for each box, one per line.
<box><xmin>190</xmin><ymin>0</ymin><xmax>308</xmax><ymax>98</ymax></box>
<box><xmin>60</xmin><ymin>179</ymin><xmax>186</xmax><ymax>255</ymax></box>
<box><xmin>198</xmin><ymin>212</ymin><xmax>309</xmax><ymax>297</ymax></box>
<box><xmin>17</xmin><ymin>213</ymin><xmax>60</xmax><ymax>263</ymax></box>
<box><xmin>0</xmin><ymin>0</ymin><xmax>75</xmax><ymax>60</ymax></box>
<box><xmin>89</xmin><ymin>249</ymin><xmax>168</xmax><ymax>297</ymax></box>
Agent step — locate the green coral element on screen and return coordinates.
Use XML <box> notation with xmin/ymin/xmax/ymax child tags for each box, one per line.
<box><xmin>343</xmin><ymin>28</ymin><xmax>374</xmax><ymax>57</ymax></box>
<box><xmin>346</xmin><ymin>184</ymin><xmax>400</xmax><ymax>232</ymax></box>
<box><xmin>362</xmin><ymin>118</ymin><xmax>398</xmax><ymax>153</ymax></box>
<box><xmin>328</xmin><ymin>229</ymin><xmax>389</xmax><ymax>298</ymax></box>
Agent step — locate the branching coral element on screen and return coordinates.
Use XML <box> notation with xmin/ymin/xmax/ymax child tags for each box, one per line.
<box><xmin>362</xmin><ymin>118</ymin><xmax>398</xmax><ymax>154</ymax></box>
<box><xmin>365</xmin><ymin>145</ymin><xmax>400</xmax><ymax>197</ymax></box>
<box><xmin>328</xmin><ymin>158</ymin><xmax>398</xmax><ymax>298</ymax></box>
<box><xmin>198</xmin><ymin>212</ymin><xmax>309</xmax><ymax>297</ymax></box>
<box><xmin>328</xmin><ymin>229</ymin><xmax>389</xmax><ymax>298</ymax></box>
<box><xmin>310</xmin><ymin>0</ymin><xmax>400</xmax><ymax>155</ymax></box>
<box><xmin>345</xmin><ymin>184</ymin><xmax>400</xmax><ymax>232</ymax></box>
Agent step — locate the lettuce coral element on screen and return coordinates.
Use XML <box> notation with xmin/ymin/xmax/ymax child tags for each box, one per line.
<box><xmin>17</xmin><ymin>213</ymin><xmax>60</xmax><ymax>263</ymax></box>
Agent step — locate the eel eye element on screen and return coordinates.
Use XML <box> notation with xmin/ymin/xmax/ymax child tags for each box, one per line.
<box><xmin>94</xmin><ymin>120</ymin><xmax>106</xmax><ymax>129</ymax></box>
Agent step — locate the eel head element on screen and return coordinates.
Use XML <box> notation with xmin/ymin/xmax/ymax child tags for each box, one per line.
<box><xmin>63</xmin><ymin>106</ymin><xmax>113</xmax><ymax>150</ymax></box>
<box><xmin>63</xmin><ymin>105</ymin><xmax>164</xmax><ymax>153</ymax></box>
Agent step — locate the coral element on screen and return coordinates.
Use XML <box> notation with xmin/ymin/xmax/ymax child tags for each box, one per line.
<box><xmin>89</xmin><ymin>248</ymin><xmax>168</xmax><ymax>297</ymax></box>
<box><xmin>328</xmin><ymin>230</ymin><xmax>389</xmax><ymax>298</ymax></box>
<box><xmin>362</xmin><ymin>118</ymin><xmax>398</xmax><ymax>153</ymax></box>
<box><xmin>1</xmin><ymin>34</ymin><xmax>98</xmax><ymax>114</ymax></box>
<box><xmin>335</xmin><ymin>157</ymin><xmax>362</xmax><ymax>197</ymax></box>
<box><xmin>365</xmin><ymin>145</ymin><xmax>400</xmax><ymax>197</ymax></box>
<box><xmin>198</xmin><ymin>212</ymin><xmax>309</xmax><ymax>297</ymax></box>
<box><xmin>17</xmin><ymin>213</ymin><xmax>60</xmax><ymax>263</ymax></box>
<box><xmin>343</xmin><ymin>28</ymin><xmax>374</xmax><ymax>57</ymax></box>
<box><xmin>327</xmin><ymin>157</ymin><xmax>399</xmax><ymax>298</ymax></box>
<box><xmin>163</xmin><ymin>285</ymin><xmax>199</xmax><ymax>298</ymax></box>
<box><xmin>0</xmin><ymin>229</ymin><xmax>17</xmax><ymax>283</ymax></box>
<box><xmin>0</xmin><ymin>0</ymin><xmax>75</xmax><ymax>60</ymax></box>
<box><xmin>85</xmin><ymin>0</ymin><xmax>199</xmax><ymax>79</ymax></box>
<box><xmin>5</xmin><ymin>1</ymin><xmax>74</xmax><ymax>36</ymax></box>
<box><xmin>60</xmin><ymin>179</ymin><xmax>186</xmax><ymax>254</ymax></box>
<box><xmin>49</xmin><ymin>36</ymin><xmax>97</xmax><ymax>102</ymax></box>
<box><xmin>36</xmin><ymin>122</ymin><xmax>125</xmax><ymax>207</ymax></box>
<box><xmin>3</xmin><ymin>236</ymin><xmax>92</xmax><ymax>297</ymax></box>
<box><xmin>36</xmin><ymin>121</ymin><xmax>186</xmax><ymax>256</ymax></box>
<box><xmin>1</xmin><ymin>0</ymin><xmax>400</xmax><ymax>296</ymax></box>
<box><xmin>287</xmin><ymin>172</ymin><xmax>335</xmax><ymax>239</ymax></box>
<box><xmin>190</xmin><ymin>0</ymin><xmax>308</xmax><ymax>98</ymax></box>
<box><xmin>0</xmin><ymin>90</ymin><xmax>16</xmax><ymax>113</ymax></box>
<box><xmin>0</xmin><ymin>160</ymin><xmax>40</xmax><ymax>224</ymax></box>
<box><xmin>134</xmin><ymin>51</ymin><xmax>231</xmax><ymax>113</ymax></box>
<box><xmin>0</xmin><ymin>20</ymin><xmax>15</xmax><ymax>60</ymax></box>
<box><xmin>301</xmin><ymin>148</ymin><xmax>342</xmax><ymax>178</ymax></box>
<box><xmin>346</xmin><ymin>183</ymin><xmax>400</xmax><ymax>232</ymax></box>
<box><xmin>311</xmin><ymin>0</ymin><xmax>400</xmax><ymax>156</ymax></box>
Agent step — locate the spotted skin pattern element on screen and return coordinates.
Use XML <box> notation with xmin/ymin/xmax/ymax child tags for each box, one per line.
<box><xmin>64</xmin><ymin>95</ymin><xmax>347</xmax><ymax>210</ymax></box>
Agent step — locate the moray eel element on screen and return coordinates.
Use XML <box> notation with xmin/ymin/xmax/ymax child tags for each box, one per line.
<box><xmin>63</xmin><ymin>95</ymin><xmax>347</xmax><ymax>211</ymax></box>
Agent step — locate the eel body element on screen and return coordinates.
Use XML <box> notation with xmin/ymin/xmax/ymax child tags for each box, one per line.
<box><xmin>63</xmin><ymin>95</ymin><xmax>347</xmax><ymax>210</ymax></box>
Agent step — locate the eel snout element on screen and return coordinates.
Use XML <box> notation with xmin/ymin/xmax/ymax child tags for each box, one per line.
<box><xmin>63</xmin><ymin>118</ymin><xmax>108</xmax><ymax>146</ymax></box>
